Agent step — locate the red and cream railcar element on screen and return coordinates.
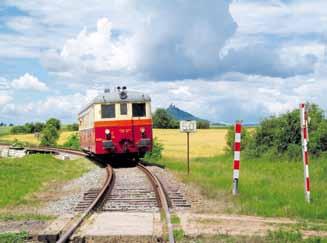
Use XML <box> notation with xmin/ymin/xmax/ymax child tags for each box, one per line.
<box><xmin>78</xmin><ymin>87</ymin><xmax>153</xmax><ymax>158</ymax></box>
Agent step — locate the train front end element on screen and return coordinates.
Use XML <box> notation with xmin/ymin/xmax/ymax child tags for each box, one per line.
<box><xmin>79</xmin><ymin>88</ymin><xmax>153</xmax><ymax>158</ymax></box>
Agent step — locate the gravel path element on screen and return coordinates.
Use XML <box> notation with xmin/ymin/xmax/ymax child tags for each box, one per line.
<box><xmin>40</xmin><ymin>166</ymin><xmax>106</xmax><ymax>216</ymax></box>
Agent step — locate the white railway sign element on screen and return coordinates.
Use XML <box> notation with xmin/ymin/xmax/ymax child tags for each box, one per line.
<box><xmin>179</xmin><ymin>120</ymin><xmax>197</xmax><ymax>175</ymax></box>
<box><xmin>180</xmin><ymin>120</ymin><xmax>197</xmax><ymax>133</ymax></box>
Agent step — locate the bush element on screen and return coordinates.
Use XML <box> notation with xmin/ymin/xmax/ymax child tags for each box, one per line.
<box><xmin>63</xmin><ymin>133</ymin><xmax>80</xmax><ymax>149</ymax></box>
<box><xmin>40</xmin><ymin>125</ymin><xmax>59</xmax><ymax>146</ymax></box>
<box><xmin>10</xmin><ymin>125</ymin><xmax>27</xmax><ymax>134</ymax></box>
<box><xmin>46</xmin><ymin>118</ymin><xmax>61</xmax><ymax>130</ymax></box>
<box><xmin>10</xmin><ymin>122</ymin><xmax>45</xmax><ymax>134</ymax></box>
<box><xmin>144</xmin><ymin>138</ymin><xmax>164</xmax><ymax>161</ymax></box>
<box><xmin>225</xmin><ymin>125</ymin><xmax>251</xmax><ymax>153</ymax></box>
<box><xmin>66</xmin><ymin>123</ymin><xmax>79</xmax><ymax>131</ymax></box>
<box><xmin>247</xmin><ymin>103</ymin><xmax>327</xmax><ymax>158</ymax></box>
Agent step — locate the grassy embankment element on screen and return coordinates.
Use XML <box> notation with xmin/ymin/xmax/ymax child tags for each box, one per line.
<box><xmin>0</xmin><ymin>154</ymin><xmax>94</xmax><ymax>220</ymax></box>
<box><xmin>141</xmin><ymin>128</ymin><xmax>327</xmax><ymax>221</ymax></box>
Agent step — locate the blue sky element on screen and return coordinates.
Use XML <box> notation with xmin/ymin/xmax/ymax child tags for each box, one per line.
<box><xmin>0</xmin><ymin>0</ymin><xmax>326</xmax><ymax>124</ymax></box>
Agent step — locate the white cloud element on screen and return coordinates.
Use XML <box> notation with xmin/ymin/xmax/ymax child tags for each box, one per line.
<box><xmin>230</xmin><ymin>0</ymin><xmax>327</xmax><ymax>35</ymax></box>
<box><xmin>11</xmin><ymin>73</ymin><xmax>48</xmax><ymax>91</ymax></box>
<box><xmin>0</xmin><ymin>95</ymin><xmax>12</xmax><ymax>105</ymax></box>
<box><xmin>58</xmin><ymin>17</ymin><xmax>135</xmax><ymax>74</ymax></box>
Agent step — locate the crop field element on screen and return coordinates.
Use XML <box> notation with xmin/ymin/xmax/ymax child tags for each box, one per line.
<box><xmin>0</xmin><ymin>129</ymin><xmax>228</xmax><ymax>158</ymax></box>
<box><xmin>153</xmin><ymin>129</ymin><xmax>228</xmax><ymax>158</ymax></box>
<box><xmin>0</xmin><ymin>131</ymin><xmax>77</xmax><ymax>146</ymax></box>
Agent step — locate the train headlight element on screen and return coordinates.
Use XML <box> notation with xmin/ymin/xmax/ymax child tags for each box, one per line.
<box><xmin>140</xmin><ymin>127</ymin><xmax>146</xmax><ymax>138</ymax></box>
<box><xmin>105</xmin><ymin>129</ymin><xmax>110</xmax><ymax>135</ymax></box>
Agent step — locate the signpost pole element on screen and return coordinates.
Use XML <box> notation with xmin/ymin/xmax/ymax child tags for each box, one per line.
<box><xmin>180</xmin><ymin>120</ymin><xmax>197</xmax><ymax>176</ymax></box>
<box><xmin>187</xmin><ymin>132</ymin><xmax>190</xmax><ymax>175</ymax></box>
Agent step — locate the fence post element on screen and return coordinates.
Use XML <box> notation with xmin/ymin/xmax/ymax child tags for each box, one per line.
<box><xmin>232</xmin><ymin>121</ymin><xmax>242</xmax><ymax>195</ymax></box>
<box><xmin>300</xmin><ymin>103</ymin><xmax>311</xmax><ymax>203</ymax></box>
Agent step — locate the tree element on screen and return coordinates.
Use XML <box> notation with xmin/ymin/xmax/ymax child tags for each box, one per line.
<box><xmin>34</xmin><ymin>122</ymin><xmax>45</xmax><ymax>133</ymax></box>
<box><xmin>197</xmin><ymin>120</ymin><xmax>210</xmax><ymax>129</ymax></box>
<box><xmin>40</xmin><ymin>124</ymin><xmax>59</xmax><ymax>146</ymax></box>
<box><xmin>46</xmin><ymin>118</ymin><xmax>61</xmax><ymax>130</ymax></box>
<box><xmin>153</xmin><ymin>109</ymin><xmax>176</xmax><ymax>128</ymax></box>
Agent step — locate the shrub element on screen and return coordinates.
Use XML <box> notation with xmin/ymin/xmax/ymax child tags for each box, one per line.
<box><xmin>66</xmin><ymin>123</ymin><xmax>79</xmax><ymax>131</ymax></box>
<box><xmin>10</xmin><ymin>125</ymin><xmax>27</xmax><ymax>134</ymax></box>
<box><xmin>40</xmin><ymin>125</ymin><xmax>59</xmax><ymax>146</ymax></box>
<box><xmin>144</xmin><ymin>138</ymin><xmax>164</xmax><ymax>161</ymax></box>
<box><xmin>63</xmin><ymin>133</ymin><xmax>80</xmax><ymax>149</ymax></box>
<box><xmin>46</xmin><ymin>118</ymin><xmax>61</xmax><ymax>130</ymax></box>
<box><xmin>10</xmin><ymin>122</ymin><xmax>45</xmax><ymax>134</ymax></box>
<box><xmin>247</xmin><ymin>103</ymin><xmax>327</xmax><ymax>158</ymax></box>
<box><xmin>225</xmin><ymin>125</ymin><xmax>251</xmax><ymax>153</ymax></box>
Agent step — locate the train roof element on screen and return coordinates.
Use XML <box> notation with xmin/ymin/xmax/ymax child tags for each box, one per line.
<box><xmin>79</xmin><ymin>90</ymin><xmax>151</xmax><ymax>115</ymax></box>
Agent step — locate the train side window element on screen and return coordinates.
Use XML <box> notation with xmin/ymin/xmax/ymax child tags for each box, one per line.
<box><xmin>132</xmin><ymin>103</ymin><xmax>146</xmax><ymax>117</ymax></box>
<box><xmin>101</xmin><ymin>104</ymin><xmax>115</xmax><ymax>118</ymax></box>
<box><xmin>120</xmin><ymin>103</ymin><xmax>127</xmax><ymax>115</ymax></box>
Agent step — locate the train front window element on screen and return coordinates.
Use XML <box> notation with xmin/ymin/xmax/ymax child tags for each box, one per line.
<box><xmin>120</xmin><ymin>103</ymin><xmax>127</xmax><ymax>115</ymax></box>
<box><xmin>101</xmin><ymin>104</ymin><xmax>115</xmax><ymax>118</ymax></box>
<box><xmin>132</xmin><ymin>103</ymin><xmax>146</xmax><ymax>117</ymax></box>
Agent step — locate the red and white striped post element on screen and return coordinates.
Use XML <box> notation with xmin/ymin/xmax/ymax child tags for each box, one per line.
<box><xmin>232</xmin><ymin>121</ymin><xmax>242</xmax><ymax>195</ymax></box>
<box><xmin>300</xmin><ymin>103</ymin><xmax>311</xmax><ymax>203</ymax></box>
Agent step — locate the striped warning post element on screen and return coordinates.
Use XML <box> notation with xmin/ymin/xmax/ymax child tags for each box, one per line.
<box><xmin>232</xmin><ymin>121</ymin><xmax>242</xmax><ymax>195</ymax></box>
<box><xmin>300</xmin><ymin>103</ymin><xmax>311</xmax><ymax>203</ymax></box>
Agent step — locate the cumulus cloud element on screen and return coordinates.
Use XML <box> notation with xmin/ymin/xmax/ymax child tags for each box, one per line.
<box><xmin>57</xmin><ymin>18</ymin><xmax>135</xmax><ymax>74</ymax></box>
<box><xmin>11</xmin><ymin>73</ymin><xmax>48</xmax><ymax>91</ymax></box>
<box><xmin>42</xmin><ymin>1</ymin><xmax>237</xmax><ymax>81</ymax></box>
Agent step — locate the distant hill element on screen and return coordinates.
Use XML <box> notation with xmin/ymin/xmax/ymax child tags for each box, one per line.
<box><xmin>166</xmin><ymin>104</ymin><xmax>205</xmax><ymax>121</ymax></box>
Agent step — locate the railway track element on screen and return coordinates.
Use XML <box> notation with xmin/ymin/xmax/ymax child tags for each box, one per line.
<box><xmin>0</xmin><ymin>144</ymin><xmax>176</xmax><ymax>242</ymax></box>
<box><xmin>57</xmin><ymin>164</ymin><xmax>114</xmax><ymax>243</ymax></box>
<box><xmin>56</xmin><ymin>160</ymin><xmax>175</xmax><ymax>243</ymax></box>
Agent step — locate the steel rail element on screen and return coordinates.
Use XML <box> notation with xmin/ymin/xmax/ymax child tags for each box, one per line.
<box><xmin>137</xmin><ymin>163</ymin><xmax>175</xmax><ymax>243</ymax></box>
<box><xmin>56</xmin><ymin>165</ymin><xmax>114</xmax><ymax>243</ymax></box>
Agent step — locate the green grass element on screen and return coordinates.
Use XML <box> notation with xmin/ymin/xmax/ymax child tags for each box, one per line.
<box><xmin>0</xmin><ymin>231</ymin><xmax>28</xmax><ymax>243</ymax></box>
<box><xmin>171</xmin><ymin>214</ymin><xmax>181</xmax><ymax>225</ymax></box>
<box><xmin>159</xmin><ymin>154</ymin><xmax>327</xmax><ymax>220</ymax></box>
<box><xmin>0</xmin><ymin>127</ymin><xmax>11</xmax><ymax>137</ymax></box>
<box><xmin>0</xmin><ymin>154</ymin><xmax>94</xmax><ymax>208</ymax></box>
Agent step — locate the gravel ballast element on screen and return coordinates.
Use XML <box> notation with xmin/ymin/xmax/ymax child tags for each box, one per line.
<box><xmin>40</xmin><ymin>165</ymin><xmax>106</xmax><ymax>216</ymax></box>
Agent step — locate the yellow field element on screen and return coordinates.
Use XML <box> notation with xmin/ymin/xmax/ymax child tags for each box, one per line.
<box><xmin>0</xmin><ymin>131</ymin><xmax>76</xmax><ymax>146</ymax></box>
<box><xmin>1</xmin><ymin>129</ymin><xmax>228</xmax><ymax>158</ymax></box>
<box><xmin>153</xmin><ymin>129</ymin><xmax>227</xmax><ymax>158</ymax></box>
